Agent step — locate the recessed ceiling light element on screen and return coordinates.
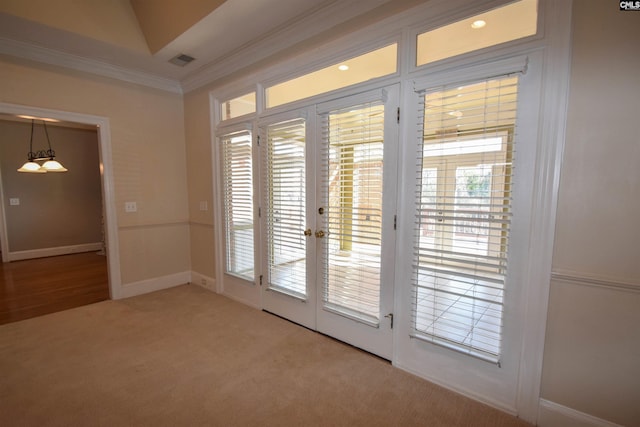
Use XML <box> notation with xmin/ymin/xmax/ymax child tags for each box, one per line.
<box><xmin>471</xmin><ymin>20</ymin><xmax>486</xmax><ymax>29</ymax></box>
<box><xmin>338</xmin><ymin>64</ymin><xmax>349</xmax><ymax>71</ymax></box>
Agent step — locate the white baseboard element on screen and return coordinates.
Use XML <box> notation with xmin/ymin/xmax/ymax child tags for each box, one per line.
<box><xmin>392</xmin><ymin>360</ymin><xmax>517</xmax><ymax>417</ymax></box>
<box><xmin>117</xmin><ymin>271</ymin><xmax>190</xmax><ymax>299</ymax></box>
<box><xmin>220</xmin><ymin>290</ymin><xmax>261</xmax><ymax>309</ymax></box>
<box><xmin>8</xmin><ymin>242</ymin><xmax>103</xmax><ymax>261</ymax></box>
<box><xmin>190</xmin><ymin>271</ymin><xmax>216</xmax><ymax>292</ymax></box>
<box><xmin>538</xmin><ymin>399</ymin><xmax>623</xmax><ymax>427</ymax></box>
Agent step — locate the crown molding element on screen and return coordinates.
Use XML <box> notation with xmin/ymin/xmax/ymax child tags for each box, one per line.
<box><xmin>179</xmin><ymin>0</ymin><xmax>512</xmax><ymax>94</ymax></box>
<box><xmin>180</xmin><ymin>0</ymin><xmax>393</xmax><ymax>93</ymax></box>
<box><xmin>0</xmin><ymin>37</ymin><xmax>183</xmax><ymax>94</ymax></box>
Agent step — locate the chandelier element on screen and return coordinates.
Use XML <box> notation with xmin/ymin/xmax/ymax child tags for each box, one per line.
<box><xmin>17</xmin><ymin>119</ymin><xmax>68</xmax><ymax>173</ymax></box>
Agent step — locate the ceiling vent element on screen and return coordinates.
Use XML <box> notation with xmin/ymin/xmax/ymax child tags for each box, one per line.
<box><xmin>169</xmin><ymin>54</ymin><xmax>195</xmax><ymax>67</ymax></box>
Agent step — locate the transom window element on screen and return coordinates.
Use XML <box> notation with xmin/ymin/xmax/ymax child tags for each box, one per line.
<box><xmin>266</xmin><ymin>44</ymin><xmax>397</xmax><ymax>108</ymax></box>
<box><xmin>220</xmin><ymin>92</ymin><xmax>256</xmax><ymax>121</ymax></box>
<box><xmin>416</xmin><ymin>0</ymin><xmax>537</xmax><ymax>66</ymax></box>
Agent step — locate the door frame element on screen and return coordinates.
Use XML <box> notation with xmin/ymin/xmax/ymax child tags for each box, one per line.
<box><xmin>0</xmin><ymin>102</ymin><xmax>122</xmax><ymax>299</ymax></box>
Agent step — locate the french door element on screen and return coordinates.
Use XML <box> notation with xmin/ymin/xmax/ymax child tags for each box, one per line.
<box><xmin>260</xmin><ymin>87</ymin><xmax>398</xmax><ymax>359</ymax></box>
<box><xmin>259</xmin><ymin>110</ymin><xmax>317</xmax><ymax>329</ymax></box>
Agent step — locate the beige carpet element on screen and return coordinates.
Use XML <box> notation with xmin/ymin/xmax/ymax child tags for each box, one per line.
<box><xmin>0</xmin><ymin>284</ymin><xmax>531</xmax><ymax>426</ymax></box>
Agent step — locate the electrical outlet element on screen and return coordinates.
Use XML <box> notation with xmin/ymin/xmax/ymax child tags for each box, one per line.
<box><xmin>200</xmin><ymin>278</ymin><xmax>207</xmax><ymax>287</ymax></box>
<box><xmin>124</xmin><ymin>201</ymin><xmax>137</xmax><ymax>212</ymax></box>
<box><xmin>199</xmin><ymin>201</ymin><xmax>208</xmax><ymax>211</ymax></box>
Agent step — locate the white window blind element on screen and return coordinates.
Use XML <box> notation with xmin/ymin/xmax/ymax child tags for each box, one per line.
<box><xmin>263</xmin><ymin>118</ymin><xmax>307</xmax><ymax>298</ymax></box>
<box><xmin>221</xmin><ymin>129</ymin><xmax>254</xmax><ymax>280</ymax></box>
<box><xmin>412</xmin><ymin>75</ymin><xmax>519</xmax><ymax>363</ymax></box>
<box><xmin>320</xmin><ymin>101</ymin><xmax>385</xmax><ymax>326</ymax></box>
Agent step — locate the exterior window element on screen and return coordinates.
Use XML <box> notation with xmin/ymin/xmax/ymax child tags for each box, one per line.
<box><xmin>221</xmin><ymin>92</ymin><xmax>256</xmax><ymax>121</ymax></box>
<box><xmin>266</xmin><ymin>44</ymin><xmax>397</xmax><ymax>108</ymax></box>
<box><xmin>221</xmin><ymin>130</ymin><xmax>254</xmax><ymax>280</ymax></box>
<box><xmin>416</xmin><ymin>0</ymin><xmax>537</xmax><ymax>66</ymax></box>
<box><xmin>411</xmin><ymin>76</ymin><xmax>519</xmax><ymax>363</ymax></box>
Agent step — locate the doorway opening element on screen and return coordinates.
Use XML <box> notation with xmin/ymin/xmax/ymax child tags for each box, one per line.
<box><xmin>0</xmin><ymin>102</ymin><xmax>122</xmax><ymax>323</ymax></box>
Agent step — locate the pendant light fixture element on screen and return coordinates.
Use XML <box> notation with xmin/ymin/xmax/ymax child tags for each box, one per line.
<box><xmin>17</xmin><ymin>119</ymin><xmax>68</xmax><ymax>173</ymax></box>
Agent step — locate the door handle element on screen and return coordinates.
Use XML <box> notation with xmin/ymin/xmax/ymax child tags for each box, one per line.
<box><xmin>384</xmin><ymin>313</ymin><xmax>394</xmax><ymax>329</ymax></box>
<box><xmin>315</xmin><ymin>230</ymin><xmax>325</xmax><ymax>238</ymax></box>
<box><xmin>303</xmin><ymin>228</ymin><xmax>312</xmax><ymax>237</ymax></box>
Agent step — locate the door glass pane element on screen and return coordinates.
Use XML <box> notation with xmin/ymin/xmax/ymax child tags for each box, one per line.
<box><xmin>265</xmin><ymin>118</ymin><xmax>307</xmax><ymax>298</ymax></box>
<box><xmin>221</xmin><ymin>130</ymin><xmax>254</xmax><ymax>280</ymax></box>
<box><xmin>321</xmin><ymin>102</ymin><xmax>385</xmax><ymax>325</ymax></box>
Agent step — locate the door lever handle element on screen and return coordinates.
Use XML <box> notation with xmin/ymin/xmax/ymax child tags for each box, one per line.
<box><xmin>303</xmin><ymin>228</ymin><xmax>312</xmax><ymax>236</ymax></box>
<box><xmin>315</xmin><ymin>230</ymin><xmax>325</xmax><ymax>238</ymax></box>
<box><xmin>384</xmin><ymin>313</ymin><xmax>394</xmax><ymax>329</ymax></box>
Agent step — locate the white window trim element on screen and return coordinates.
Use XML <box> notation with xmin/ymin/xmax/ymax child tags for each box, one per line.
<box><xmin>513</xmin><ymin>1</ymin><xmax>572</xmax><ymax>421</ymax></box>
<box><xmin>214</xmin><ymin>85</ymin><xmax>259</xmax><ymax>126</ymax></box>
<box><xmin>211</xmin><ymin>113</ymin><xmax>262</xmax><ymax>307</ymax></box>
<box><xmin>406</xmin><ymin>0</ymin><xmax>545</xmax><ymax>74</ymax></box>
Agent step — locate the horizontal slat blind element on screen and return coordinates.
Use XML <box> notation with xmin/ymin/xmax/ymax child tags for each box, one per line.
<box><xmin>263</xmin><ymin>118</ymin><xmax>307</xmax><ymax>298</ymax></box>
<box><xmin>221</xmin><ymin>130</ymin><xmax>254</xmax><ymax>280</ymax></box>
<box><xmin>320</xmin><ymin>101</ymin><xmax>385</xmax><ymax>326</ymax></box>
<box><xmin>411</xmin><ymin>76</ymin><xmax>519</xmax><ymax>363</ymax></box>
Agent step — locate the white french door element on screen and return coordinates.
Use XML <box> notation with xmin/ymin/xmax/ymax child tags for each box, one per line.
<box><xmin>260</xmin><ymin>87</ymin><xmax>399</xmax><ymax>359</ymax></box>
<box><xmin>260</xmin><ymin>110</ymin><xmax>317</xmax><ymax>329</ymax></box>
<box><xmin>314</xmin><ymin>87</ymin><xmax>398</xmax><ymax>359</ymax></box>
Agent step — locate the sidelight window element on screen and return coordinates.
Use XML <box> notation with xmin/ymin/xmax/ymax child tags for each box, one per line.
<box><xmin>221</xmin><ymin>129</ymin><xmax>255</xmax><ymax>280</ymax></box>
<box><xmin>411</xmin><ymin>75</ymin><xmax>519</xmax><ymax>363</ymax></box>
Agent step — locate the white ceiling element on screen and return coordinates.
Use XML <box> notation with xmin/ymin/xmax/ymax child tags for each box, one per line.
<box><xmin>0</xmin><ymin>0</ymin><xmax>404</xmax><ymax>93</ymax></box>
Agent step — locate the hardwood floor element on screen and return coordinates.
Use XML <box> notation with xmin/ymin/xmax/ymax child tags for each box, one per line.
<box><xmin>0</xmin><ymin>251</ymin><xmax>109</xmax><ymax>325</ymax></box>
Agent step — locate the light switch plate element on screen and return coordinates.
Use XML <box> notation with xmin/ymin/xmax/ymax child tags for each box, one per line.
<box><xmin>9</xmin><ymin>198</ymin><xmax>20</xmax><ymax>206</ymax></box>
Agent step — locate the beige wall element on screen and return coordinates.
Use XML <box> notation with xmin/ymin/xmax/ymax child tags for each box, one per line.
<box><xmin>0</xmin><ymin>120</ymin><xmax>102</xmax><ymax>252</ymax></box>
<box><xmin>540</xmin><ymin>1</ymin><xmax>640</xmax><ymax>426</ymax></box>
<box><xmin>184</xmin><ymin>88</ymin><xmax>215</xmax><ymax>281</ymax></box>
<box><xmin>0</xmin><ymin>56</ymin><xmax>190</xmax><ymax>284</ymax></box>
